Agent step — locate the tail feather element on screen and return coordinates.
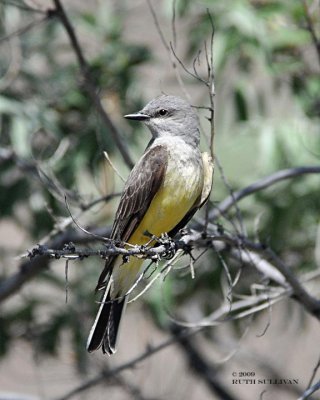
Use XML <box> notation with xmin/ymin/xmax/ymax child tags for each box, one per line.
<box><xmin>87</xmin><ymin>283</ymin><xmax>127</xmax><ymax>355</ymax></box>
<box><xmin>102</xmin><ymin>298</ymin><xmax>127</xmax><ymax>354</ymax></box>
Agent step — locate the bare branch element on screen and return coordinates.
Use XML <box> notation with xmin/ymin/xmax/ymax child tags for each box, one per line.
<box><xmin>183</xmin><ymin>232</ymin><xmax>320</xmax><ymax>322</ymax></box>
<box><xmin>298</xmin><ymin>379</ymin><xmax>320</xmax><ymax>400</ymax></box>
<box><xmin>210</xmin><ymin>166</ymin><xmax>320</xmax><ymax>220</ymax></box>
<box><xmin>53</xmin><ymin>327</ymin><xmax>202</xmax><ymax>400</ymax></box>
<box><xmin>230</xmin><ymin>247</ymin><xmax>287</xmax><ymax>287</ymax></box>
<box><xmin>51</xmin><ymin>0</ymin><xmax>134</xmax><ymax>168</ymax></box>
<box><xmin>229</xmin><ymin>236</ymin><xmax>320</xmax><ymax>320</ymax></box>
<box><xmin>171</xmin><ymin>324</ymin><xmax>239</xmax><ymax>400</ymax></box>
<box><xmin>301</xmin><ymin>0</ymin><xmax>320</xmax><ymax>66</ymax></box>
<box><xmin>264</xmin><ymin>248</ymin><xmax>320</xmax><ymax>319</ymax></box>
<box><xmin>26</xmin><ymin>236</ymin><xmax>177</xmax><ymax>261</ymax></box>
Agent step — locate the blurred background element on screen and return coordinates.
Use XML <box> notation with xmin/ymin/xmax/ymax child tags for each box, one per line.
<box><xmin>0</xmin><ymin>0</ymin><xmax>320</xmax><ymax>399</ymax></box>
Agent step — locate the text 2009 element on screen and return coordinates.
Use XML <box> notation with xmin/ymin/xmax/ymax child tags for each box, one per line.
<box><xmin>239</xmin><ymin>372</ymin><xmax>255</xmax><ymax>377</ymax></box>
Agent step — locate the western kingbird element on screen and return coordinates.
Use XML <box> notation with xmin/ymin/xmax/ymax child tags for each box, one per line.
<box><xmin>87</xmin><ymin>95</ymin><xmax>213</xmax><ymax>355</ymax></box>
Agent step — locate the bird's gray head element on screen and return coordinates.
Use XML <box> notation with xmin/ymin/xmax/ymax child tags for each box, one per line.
<box><xmin>124</xmin><ymin>95</ymin><xmax>200</xmax><ymax>147</ymax></box>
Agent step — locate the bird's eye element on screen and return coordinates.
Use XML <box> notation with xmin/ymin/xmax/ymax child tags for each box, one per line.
<box><xmin>159</xmin><ymin>109</ymin><xmax>168</xmax><ymax>116</ymax></box>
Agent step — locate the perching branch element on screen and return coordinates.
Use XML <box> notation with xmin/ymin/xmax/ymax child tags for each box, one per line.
<box><xmin>26</xmin><ymin>233</ymin><xmax>178</xmax><ymax>262</ymax></box>
<box><xmin>20</xmin><ymin>226</ymin><xmax>320</xmax><ymax>322</ymax></box>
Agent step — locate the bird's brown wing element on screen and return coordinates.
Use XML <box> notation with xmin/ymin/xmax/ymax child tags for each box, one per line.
<box><xmin>96</xmin><ymin>145</ymin><xmax>168</xmax><ymax>290</ymax></box>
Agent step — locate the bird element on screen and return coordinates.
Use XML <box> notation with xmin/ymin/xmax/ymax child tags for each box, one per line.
<box><xmin>87</xmin><ymin>95</ymin><xmax>213</xmax><ymax>355</ymax></box>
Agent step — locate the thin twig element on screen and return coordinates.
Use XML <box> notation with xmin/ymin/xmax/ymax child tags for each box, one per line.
<box><xmin>146</xmin><ymin>0</ymin><xmax>169</xmax><ymax>51</ymax></box>
<box><xmin>128</xmin><ymin>250</ymin><xmax>183</xmax><ymax>303</ymax></box>
<box><xmin>171</xmin><ymin>0</ymin><xmax>177</xmax><ymax>49</ymax></box>
<box><xmin>204</xmin><ymin>10</ymin><xmax>216</xmax><ymax>231</ymax></box>
<box><xmin>170</xmin><ymin>42</ymin><xmax>208</xmax><ymax>85</ymax></box>
<box><xmin>0</xmin><ymin>14</ymin><xmax>49</xmax><ymax>44</ymax></box>
<box><xmin>146</xmin><ymin>0</ymin><xmax>191</xmax><ymax>101</ymax></box>
<box><xmin>1</xmin><ymin>0</ymin><xmax>46</xmax><ymax>13</ymax></box>
<box><xmin>64</xmin><ymin>195</ymin><xmax>110</xmax><ymax>243</ymax></box>
<box><xmin>307</xmin><ymin>354</ymin><xmax>320</xmax><ymax>389</ymax></box>
<box><xmin>27</xmin><ymin>191</ymin><xmax>119</xmax><ymax>249</ymax></box>
<box><xmin>207</xmin><ymin>9</ymin><xmax>215</xmax><ymax>155</ymax></box>
<box><xmin>103</xmin><ymin>151</ymin><xmax>125</xmax><ymax>182</ymax></box>
<box><xmin>214</xmin><ymin>154</ymin><xmax>246</xmax><ymax>237</ymax></box>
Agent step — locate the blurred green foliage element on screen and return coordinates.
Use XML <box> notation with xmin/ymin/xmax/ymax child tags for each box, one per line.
<box><xmin>0</xmin><ymin>0</ymin><xmax>319</xmax><ymax>375</ymax></box>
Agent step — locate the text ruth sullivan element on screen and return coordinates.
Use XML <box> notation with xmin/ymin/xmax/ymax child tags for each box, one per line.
<box><xmin>232</xmin><ymin>379</ymin><xmax>299</xmax><ymax>385</ymax></box>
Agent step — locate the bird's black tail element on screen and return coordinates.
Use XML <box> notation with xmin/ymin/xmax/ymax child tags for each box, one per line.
<box><xmin>87</xmin><ymin>283</ymin><xmax>127</xmax><ymax>355</ymax></box>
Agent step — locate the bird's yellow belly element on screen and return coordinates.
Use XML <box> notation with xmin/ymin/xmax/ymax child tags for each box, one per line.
<box><xmin>128</xmin><ymin>163</ymin><xmax>203</xmax><ymax>245</ymax></box>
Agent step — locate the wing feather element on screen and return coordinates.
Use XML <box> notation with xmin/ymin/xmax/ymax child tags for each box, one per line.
<box><xmin>96</xmin><ymin>145</ymin><xmax>168</xmax><ymax>289</ymax></box>
<box><xmin>112</xmin><ymin>146</ymin><xmax>167</xmax><ymax>240</ymax></box>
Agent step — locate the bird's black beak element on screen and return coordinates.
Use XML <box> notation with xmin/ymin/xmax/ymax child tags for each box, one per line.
<box><xmin>124</xmin><ymin>112</ymin><xmax>150</xmax><ymax>121</ymax></box>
